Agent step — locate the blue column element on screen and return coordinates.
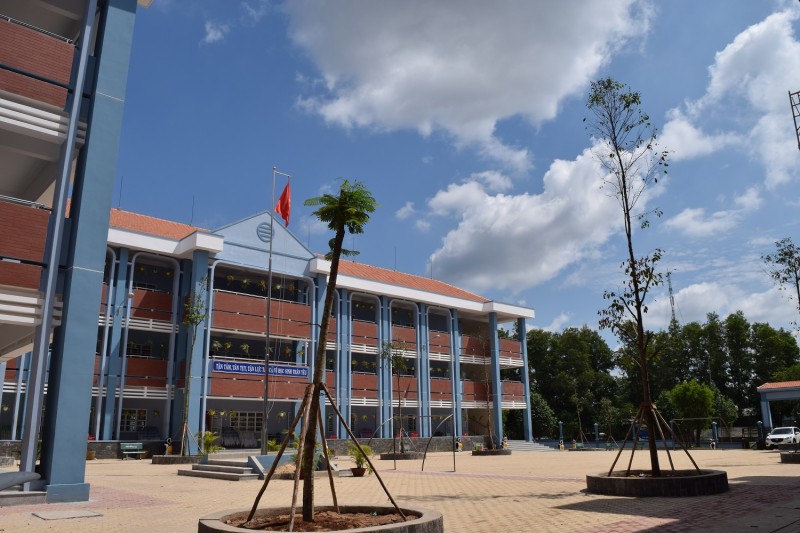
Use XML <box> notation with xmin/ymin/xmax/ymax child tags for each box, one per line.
<box><xmin>488</xmin><ymin>313</ymin><xmax>503</xmax><ymax>447</ymax></box>
<box><xmin>759</xmin><ymin>392</ymin><xmax>773</xmax><ymax>429</ymax></box>
<box><xmin>40</xmin><ymin>0</ymin><xmax>138</xmax><ymax>504</ymax></box>
<box><xmin>417</xmin><ymin>304</ymin><xmax>431</xmax><ymax>437</ymax></box>
<box><xmin>451</xmin><ymin>310</ymin><xmax>462</xmax><ymax>437</ymax></box>
<box><xmin>12</xmin><ymin>354</ymin><xmax>29</xmax><ymax>440</ymax></box>
<box><xmin>337</xmin><ymin>290</ymin><xmax>351</xmax><ymax>437</ymax></box>
<box><xmin>312</xmin><ymin>274</ymin><xmax>331</xmax><ymax>434</ymax></box>
<box><xmin>183</xmin><ymin>251</ymin><xmax>209</xmax><ymax>455</ymax></box>
<box><xmin>379</xmin><ymin>296</ymin><xmax>392</xmax><ymax>438</ymax></box>
<box><xmin>102</xmin><ymin>248</ymin><xmax>128</xmax><ymax>439</ymax></box>
<box><xmin>517</xmin><ymin>317</ymin><xmax>532</xmax><ymax>441</ymax></box>
<box><xmin>170</xmin><ymin>261</ymin><xmax>191</xmax><ymax>440</ymax></box>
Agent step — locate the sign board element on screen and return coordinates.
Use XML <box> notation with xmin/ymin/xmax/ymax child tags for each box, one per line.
<box><xmin>211</xmin><ymin>360</ymin><xmax>309</xmax><ymax>378</ymax></box>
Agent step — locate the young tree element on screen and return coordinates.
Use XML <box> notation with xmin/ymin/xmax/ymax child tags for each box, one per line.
<box><xmin>586</xmin><ymin>78</ymin><xmax>669</xmax><ymax>475</ymax></box>
<box><xmin>299</xmin><ymin>180</ymin><xmax>377</xmax><ymax>522</ymax></box>
<box><xmin>763</xmin><ymin>237</ymin><xmax>800</xmax><ymax>325</ymax></box>
<box><xmin>379</xmin><ymin>340</ymin><xmax>409</xmax><ymax>452</ymax></box>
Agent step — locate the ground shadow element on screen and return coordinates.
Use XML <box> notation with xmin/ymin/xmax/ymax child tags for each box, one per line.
<box><xmin>557</xmin><ymin>474</ymin><xmax>800</xmax><ymax>531</ymax></box>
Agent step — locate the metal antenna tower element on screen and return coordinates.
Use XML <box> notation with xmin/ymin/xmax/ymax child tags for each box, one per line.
<box><xmin>789</xmin><ymin>90</ymin><xmax>800</xmax><ymax>150</ymax></box>
<box><xmin>667</xmin><ymin>271</ymin><xmax>677</xmax><ymax>324</ymax></box>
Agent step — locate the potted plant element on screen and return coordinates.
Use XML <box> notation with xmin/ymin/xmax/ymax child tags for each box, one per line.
<box><xmin>347</xmin><ymin>442</ymin><xmax>373</xmax><ymax>477</ymax></box>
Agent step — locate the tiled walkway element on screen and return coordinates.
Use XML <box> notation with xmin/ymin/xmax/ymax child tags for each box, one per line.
<box><xmin>1</xmin><ymin>448</ymin><xmax>798</xmax><ymax>532</ymax></box>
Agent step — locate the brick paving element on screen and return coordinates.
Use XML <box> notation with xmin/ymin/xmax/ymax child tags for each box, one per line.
<box><xmin>1</xmin><ymin>448</ymin><xmax>799</xmax><ymax>532</ymax></box>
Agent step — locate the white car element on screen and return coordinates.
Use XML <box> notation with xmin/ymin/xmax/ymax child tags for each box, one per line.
<box><xmin>766</xmin><ymin>426</ymin><xmax>800</xmax><ymax>449</ymax></box>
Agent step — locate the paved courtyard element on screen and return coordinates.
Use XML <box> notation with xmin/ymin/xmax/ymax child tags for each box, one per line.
<box><xmin>1</xmin><ymin>448</ymin><xmax>799</xmax><ymax>532</ymax></box>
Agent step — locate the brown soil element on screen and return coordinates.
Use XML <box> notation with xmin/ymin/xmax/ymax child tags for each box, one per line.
<box><xmin>224</xmin><ymin>510</ymin><xmax>415</xmax><ymax>531</ymax></box>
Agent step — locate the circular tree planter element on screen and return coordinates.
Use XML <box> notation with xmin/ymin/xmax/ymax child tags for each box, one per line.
<box><xmin>471</xmin><ymin>449</ymin><xmax>512</xmax><ymax>456</ymax></box>
<box><xmin>198</xmin><ymin>505</ymin><xmax>443</xmax><ymax>532</ymax></box>
<box><xmin>780</xmin><ymin>452</ymin><xmax>800</xmax><ymax>463</ymax></box>
<box><xmin>152</xmin><ymin>455</ymin><xmax>204</xmax><ymax>465</ymax></box>
<box><xmin>586</xmin><ymin>469</ymin><xmax>728</xmax><ymax>497</ymax></box>
<box><xmin>379</xmin><ymin>451</ymin><xmax>424</xmax><ymax>460</ymax></box>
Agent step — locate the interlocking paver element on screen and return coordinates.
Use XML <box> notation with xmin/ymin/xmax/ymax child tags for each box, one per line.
<box><xmin>1</xmin><ymin>449</ymin><xmax>798</xmax><ymax>532</ymax></box>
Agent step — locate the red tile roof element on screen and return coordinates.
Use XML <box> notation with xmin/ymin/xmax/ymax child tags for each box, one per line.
<box><xmin>109</xmin><ymin>208</ymin><xmax>205</xmax><ymax>240</ymax></box>
<box><xmin>72</xmin><ymin>202</ymin><xmax>489</xmax><ymax>301</ymax></box>
<box><xmin>338</xmin><ymin>260</ymin><xmax>489</xmax><ymax>303</ymax></box>
<box><xmin>757</xmin><ymin>381</ymin><xmax>800</xmax><ymax>391</ymax></box>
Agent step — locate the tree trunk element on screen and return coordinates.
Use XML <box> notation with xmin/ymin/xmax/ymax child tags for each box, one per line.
<box><xmin>301</xmin><ymin>226</ymin><xmax>345</xmax><ymax>522</ymax></box>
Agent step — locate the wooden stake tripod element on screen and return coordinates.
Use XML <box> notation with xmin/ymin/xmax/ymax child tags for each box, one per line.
<box><xmin>246</xmin><ymin>383</ymin><xmax>405</xmax><ymax>531</ymax></box>
<box><xmin>607</xmin><ymin>402</ymin><xmax>701</xmax><ymax>477</ymax></box>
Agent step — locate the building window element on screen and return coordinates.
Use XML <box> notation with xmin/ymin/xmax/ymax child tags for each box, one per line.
<box><xmin>121</xmin><ymin>409</ymin><xmax>147</xmax><ymax>432</ymax></box>
<box><xmin>229</xmin><ymin>411</ymin><xmax>262</xmax><ymax>432</ymax></box>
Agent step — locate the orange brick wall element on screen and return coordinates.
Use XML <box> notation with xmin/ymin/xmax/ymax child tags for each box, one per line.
<box><xmin>0</xmin><ymin>19</ymin><xmax>72</xmax><ymax>107</ymax></box>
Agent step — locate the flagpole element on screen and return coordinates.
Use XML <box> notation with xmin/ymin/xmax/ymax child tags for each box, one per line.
<box><xmin>263</xmin><ymin>167</ymin><xmax>290</xmax><ymax>455</ymax></box>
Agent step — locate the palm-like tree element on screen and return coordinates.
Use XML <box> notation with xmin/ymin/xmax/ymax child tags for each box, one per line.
<box><xmin>300</xmin><ymin>180</ymin><xmax>377</xmax><ymax>521</ymax></box>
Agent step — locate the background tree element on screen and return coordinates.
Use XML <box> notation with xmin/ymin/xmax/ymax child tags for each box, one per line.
<box><xmin>668</xmin><ymin>380</ymin><xmax>713</xmax><ymax>446</ymax></box>
<box><xmin>299</xmin><ymin>180</ymin><xmax>377</xmax><ymax>522</ymax></box>
<box><xmin>712</xmin><ymin>388</ymin><xmax>738</xmax><ymax>439</ymax></box>
<box><xmin>527</xmin><ymin>326</ymin><xmax>616</xmax><ymax>438</ymax></box>
<box><xmin>751</xmin><ymin>322</ymin><xmax>799</xmax><ymax>388</ymax></box>
<box><xmin>586</xmin><ymin>78</ymin><xmax>669</xmax><ymax>475</ymax></box>
<box><xmin>723</xmin><ymin>311</ymin><xmax>752</xmax><ymax>417</ymax></box>
<box><xmin>529</xmin><ymin>391</ymin><xmax>558</xmax><ymax>439</ymax></box>
<box><xmin>763</xmin><ymin>237</ymin><xmax>800</xmax><ymax>325</ymax></box>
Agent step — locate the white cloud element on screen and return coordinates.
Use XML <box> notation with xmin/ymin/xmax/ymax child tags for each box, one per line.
<box><xmin>664</xmin><ymin>187</ymin><xmax>762</xmax><ymax>238</ymax></box>
<box><xmin>201</xmin><ymin>21</ymin><xmax>229</xmax><ymax>44</ymax></box>
<box><xmin>541</xmin><ymin>313</ymin><xmax>572</xmax><ymax>333</ymax></box>
<box><xmin>395</xmin><ymin>202</ymin><xmax>416</xmax><ymax>220</ymax></box>
<box><xmin>648</xmin><ymin>282</ymin><xmax>796</xmax><ymax>331</ymax></box>
<box><xmin>659</xmin><ymin>111</ymin><xmax>741</xmax><ymax>161</ymax></box>
<box><xmin>663</xmin><ymin>8</ymin><xmax>800</xmax><ymax>188</ymax></box>
<box><xmin>427</xmin><ymin>148</ymin><xmax>625</xmax><ymax>292</ymax></box>
<box><xmin>241</xmin><ymin>1</ymin><xmax>269</xmax><ymax>23</ymax></box>
<box><xmin>285</xmin><ymin>0</ymin><xmax>650</xmax><ymax>171</ymax></box>
<box><xmin>665</xmin><ymin>208</ymin><xmax>741</xmax><ymax>238</ymax></box>
<box><xmin>471</xmin><ymin>170</ymin><xmax>513</xmax><ymax>192</ymax></box>
<box><xmin>734</xmin><ymin>187</ymin><xmax>763</xmax><ymax>211</ymax></box>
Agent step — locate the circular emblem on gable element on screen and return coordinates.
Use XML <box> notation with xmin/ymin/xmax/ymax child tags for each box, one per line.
<box><xmin>256</xmin><ymin>222</ymin><xmax>273</xmax><ymax>243</ymax></box>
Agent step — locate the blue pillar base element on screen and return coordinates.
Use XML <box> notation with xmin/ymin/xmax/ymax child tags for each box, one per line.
<box><xmin>46</xmin><ymin>482</ymin><xmax>90</xmax><ymax>503</ymax></box>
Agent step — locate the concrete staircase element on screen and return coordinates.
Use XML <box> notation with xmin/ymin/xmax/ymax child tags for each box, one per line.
<box><xmin>506</xmin><ymin>440</ymin><xmax>556</xmax><ymax>452</ymax></box>
<box><xmin>177</xmin><ymin>458</ymin><xmax>260</xmax><ymax>481</ymax></box>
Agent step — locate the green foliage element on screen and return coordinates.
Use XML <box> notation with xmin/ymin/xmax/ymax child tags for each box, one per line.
<box><xmin>304</xmin><ymin>179</ymin><xmax>378</xmax><ymax>260</ymax></box>
<box><xmin>617</xmin><ymin>311</ymin><xmax>800</xmax><ymax>422</ymax></box>
<box><xmin>379</xmin><ymin>340</ymin><xmax>408</xmax><ymax>375</ymax></box>
<box><xmin>774</xmin><ymin>363</ymin><xmax>800</xmax><ymax>382</ymax></box>
<box><xmin>197</xmin><ymin>431</ymin><xmax>225</xmax><ymax>456</ymax></box>
<box><xmin>530</xmin><ymin>391</ymin><xmax>557</xmax><ymax>439</ymax></box>
<box><xmin>526</xmin><ymin>326</ymin><xmax>620</xmax><ymax>438</ymax></box>
<box><xmin>713</xmin><ymin>388</ymin><xmax>738</xmax><ymax>438</ymax></box>
<box><xmin>347</xmin><ymin>442</ymin><xmax>373</xmax><ymax>472</ymax></box>
<box><xmin>654</xmin><ymin>391</ymin><xmax>677</xmax><ymax>424</ymax></box>
<box><xmin>668</xmin><ymin>380</ymin><xmax>714</xmax><ymax>444</ymax></box>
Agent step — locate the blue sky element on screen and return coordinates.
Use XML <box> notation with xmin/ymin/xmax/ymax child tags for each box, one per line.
<box><xmin>116</xmin><ymin>0</ymin><xmax>800</xmax><ymax>341</ymax></box>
